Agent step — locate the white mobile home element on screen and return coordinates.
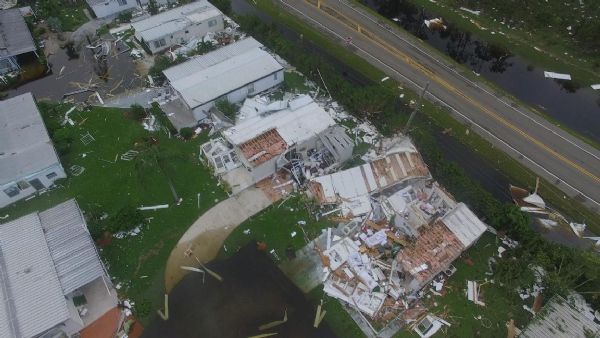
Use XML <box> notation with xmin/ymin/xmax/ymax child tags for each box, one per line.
<box><xmin>0</xmin><ymin>199</ymin><xmax>117</xmax><ymax>338</ymax></box>
<box><xmin>86</xmin><ymin>0</ymin><xmax>138</xmax><ymax>19</ymax></box>
<box><xmin>163</xmin><ymin>37</ymin><xmax>284</xmax><ymax>121</ymax></box>
<box><xmin>132</xmin><ymin>0</ymin><xmax>224</xmax><ymax>54</ymax></box>
<box><xmin>0</xmin><ymin>9</ymin><xmax>38</xmax><ymax>74</ymax></box>
<box><xmin>0</xmin><ymin>93</ymin><xmax>66</xmax><ymax>208</ymax></box>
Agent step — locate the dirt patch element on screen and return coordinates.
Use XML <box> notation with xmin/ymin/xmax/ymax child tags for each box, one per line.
<box><xmin>143</xmin><ymin>243</ymin><xmax>337</xmax><ymax>338</ymax></box>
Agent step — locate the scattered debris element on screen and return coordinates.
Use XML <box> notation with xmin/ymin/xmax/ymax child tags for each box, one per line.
<box><xmin>70</xmin><ymin>165</ymin><xmax>85</xmax><ymax>176</ymax></box>
<box><xmin>569</xmin><ymin>222</ymin><xmax>587</xmax><ymax>237</ymax></box>
<box><xmin>259</xmin><ymin>309</ymin><xmax>288</xmax><ymax>331</ymax></box>
<box><xmin>591</xmin><ymin>84</ymin><xmax>600</xmax><ymax>90</ymax></box>
<box><xmin>120</xmin><ymin>149</ymin><xmax>139</xmax><ymax>161</ymax></box>
<box><xmin>138</xmin><ymin>204</ymin><xmax>169</xmax><ymax>211</ymax></box>
<box><xmin>413</xmin><ymin>314</ymin><xmax>451</xmax><ymax>338</ymax></box>
<box><xmin>543</xmin><ymin>71</ymin><xmax>572</xmax><ymax>80</ymax></box>
<box><xmin>460</xmin><ymin>7</ymin><xmax>481</xmax><ymax>15</ymax></box>
<box><xmin>424</xmin><ymin>18</ymin><xmax>447</xmax><ymax>31</ymax></box>
<box><xmin>467</xmin><ymin>280</ymin><xmax>486</xmax><ymax>306</ymax></box>
<box><xmin>80</xmin><ymin>131</ymin><xmax>95</xmax><ymax>145</ymax></box>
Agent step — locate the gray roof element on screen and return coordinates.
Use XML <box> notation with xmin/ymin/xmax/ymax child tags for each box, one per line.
<box><xmin>0</xmin><ymin>8</ymin><xmax>36</xmax><ymax>58</ymax></box>
<box><xmin>164</xmin><ymin>38</ymin><xmax>283</xmax><ymax>108</ymax></box>
<box><xmin>132</xmin><ymin>0</ymin><xmax>221</xmax><ymax>42</ymax></box>
<box><xmin>0</xmin><ymin>199</ymin><xmax>107</xmax><ymax>338</ymax></box>
<box><xmin>0</xmin><ymin>214</ymin><xmax>69</xmax><ymax>338</ymax></box>
<box><xmin>39</xmin><ymin>199</ymin><xmax>107</xmax><ymax>295</ymax></box>
<box><xmin>520</xmin><ymin>295</ymin><xmax>600</xmax><ymax>338</ymax></box>
<box><xmin>0</xmin><ymin>92</ymin><xmax>62</xmax><ymax>185</ymax></box>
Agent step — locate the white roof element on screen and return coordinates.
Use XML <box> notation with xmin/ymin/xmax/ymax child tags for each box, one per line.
<box><xmin>0</xmin><ymin>214</ymin><xmax>69</xmax><ymax>338</ymax></box>
<box><xmin>38</xmin><ymin>199</ymin><xmax>107</xmax><ymax>295</ymax></box>
<box><xmin>0</xmin><ymin>92</ymin><xmax>62</xmax><ymax>185</ymax></box>
<box><xmin>223</xmin><ymin>95</ymin><xmax>335</xmax><ymax>146</ymax></box>
<box><xmin>132</xmin><ymin>1</ymin><xmax>221</xmax><ymax>41</ymax></box>
<box><xmin>441</xmin><ymin>203</ymin><xmax>487</xmax><ymax>247</ymax></box>
<box><xmin>164</xmin><ymin>38</ymin><xmax>283</xmax><ymax>108</ymax></box>
<box><xmin>0</xmin><ymin>199</ymin><xmax>107</xmax><ymax>338</ymax></box>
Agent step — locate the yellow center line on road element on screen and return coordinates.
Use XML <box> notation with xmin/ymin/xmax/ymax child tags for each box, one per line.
<box><xmin>305</xmin><ymin>0</ymin><xmax>600</xmax><ymax>184</ymax></box>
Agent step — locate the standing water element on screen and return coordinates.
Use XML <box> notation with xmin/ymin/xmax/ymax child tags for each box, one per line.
<box><xmin>362</xmin><ymin>0</ymin><xmax>600</xmax><ymax>144</ymax></box>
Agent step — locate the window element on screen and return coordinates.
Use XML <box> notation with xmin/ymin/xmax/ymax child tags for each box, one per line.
<box><xmin>46</xmin><ymin>172</ymin><xmax>57</xmax><ymax>179</ymax></box>
<box><xmin>3</xmin><ymin>186</ymin><xmax>19</xmax><ymax>198</ymax></box>
<box><xmin>208</xmin><ymin>19</ymin><xmax>217</xmax><ymax>27</ymax></box>
<box><xmin>185</xmin><ymin>30</ymin><xmax>189</xmax><ymax>34</ymax></box>
<box><xmin>29</xmin><ymin>179</ymin><xmax>45</xmax><ymax>191</ymax></box>
<box><xmin>273</xmin><ymin>72</ymin><xmax>278</xmax><ymax>80</ymax></box>
<box><xmin>117</xmin><ymin>0</ymin><xmax>127</xmax><ymax>6</ymax></box>
<box><xmin>153</xmin><ymin>39</ymin><xmax>166</xmax><ymax>49</ymax></box>
<box><xmin>247</xmin><ymin>83</ymin><xmax>255</xmax><ymax>94</ymax></box>
<box><xmin>17</xmin><ymin>180</ymin><xmax>30</xmax><ymax>190</ymax></box>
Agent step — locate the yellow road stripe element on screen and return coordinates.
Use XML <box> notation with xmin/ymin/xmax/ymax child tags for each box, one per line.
<box><xmin>307</xmin><ymin>0</ymin><xmax>600</xmax><ymax>184</ymax></box>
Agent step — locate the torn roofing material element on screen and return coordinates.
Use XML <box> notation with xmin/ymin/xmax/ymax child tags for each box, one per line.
<box><xmin>224</xmin><ymin>95</ymin><xmax>336</xmax><ymax>160</ymax></box>
<box><xmin>0</xmin><ymin>92</ymin><xmax>61</xmax><ymax>185</ymax></box>
<box><xmin>440</xmin><ymin>203</ymin><xmax>487</xmax><ymax>248</ymax></box>
<box><xmin>0</xmin><ymin>8</ymin><xmax>36</xmax><ymax>58</ymax></box>
<box><xmin>519</xmin><ymin>295</ymin><xmax>600</xmax><ymax>338</ymax></box>
<box><xmin>0</xmin><ymin>199</ymin><xmax>108</xmax><ymax>338</ymax></box>
<box><xmin>310</xmin><ymin>147</ymin><xmax>430</xmax><ymax>215</ymax></box>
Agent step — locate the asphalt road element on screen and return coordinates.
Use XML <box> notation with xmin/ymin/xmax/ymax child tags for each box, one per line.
<box><xmin>278</xmin><ymin>0</ymin><xmax>600</xmax><ymax>213</ymax></box>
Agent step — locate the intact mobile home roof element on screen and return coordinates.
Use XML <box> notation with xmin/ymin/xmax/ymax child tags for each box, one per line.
<box><xmin>132</xmin><ymin>0</ymin><xmax>222</xmax><ymax>42</ymax></box>
<box><xmin>164</xmin><ymin>38</ymin><xmax>283</xmax><ymax>108</ymax></box>
<box><xmin>0</xmin><ymin>92</ymin><xmax>61</xmax><ymax>185</ymax></box>
<box><xmin>0</xmin><ymin>199</ymin><xmax>107</xmax><ymax>338</ymax></box>
<box><xmin>0</xmin><ymin>8</ymin><xmax>36</xmax><ymax>58</ymax></box>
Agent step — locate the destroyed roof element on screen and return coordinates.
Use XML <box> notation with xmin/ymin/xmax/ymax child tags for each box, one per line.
<box><xmin>224</xmin><ymin>95</ymin><xmax>336</xmax><ymax>161</ymax></box>
<box><xmin>310</xmin><ymin>147</ymin><xmax>430</xmax><ymax>215</ymax></box>
<box><xmin>396</xmin><ymin>219</ymin><xmax>464</xmax><ymax>286</ymax></box>
<box><xmin>519</xmin><ymin>295</ymin><xmax>600</xmax><ymax>338</ymax></box>
<box><xmin>132</xmin><ymin>1</ymin><xmax>222</xmax><ymax>42</ymax></box>
<box><xmin>440</xmin><ymin>203</ymin><xmax>487</xmax><ymax>248</ymax></box>
<box><xmin>0</xmin><ymin>92</ymin><xmax>62</xmax><ymax>185</ymax></box>
<box><xmin>0</xmin><ymin>199</ymin><xmax>107</xmax><ymax>338</ymax></box>
<box><xmin>0</xmin><ymin>8</ymin><xmax>36</xmax><ymax>58</ymax></box>
<box><xmin>164</xmin><ymin>38</ymin><xmax>283</xmax><ymax>108</ymax></box>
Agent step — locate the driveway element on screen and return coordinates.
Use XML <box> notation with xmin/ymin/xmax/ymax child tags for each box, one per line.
<box><xmin>164</xmin><ymin>187</ymin><xmax>273</xmax><ymax>292</ymax></box>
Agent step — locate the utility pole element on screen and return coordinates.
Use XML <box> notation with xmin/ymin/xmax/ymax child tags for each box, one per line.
<box><xmin>403</xmin><ymin>83</ymin><xmax>429</xmax><ymax>135</ymax></box>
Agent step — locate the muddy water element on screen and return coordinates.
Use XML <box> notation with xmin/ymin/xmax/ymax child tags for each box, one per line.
<box><xmin>362</xmin><ymin>0</ymin><xmax>600</xmax><ymax>144</ymax></box>
<box><xmin>143</xmin><ymin>243</ymin><xmax>336</xmax><ymax>338</ymax></box>
<box><xmin>7</xmin><ymin>42</ymin><xmax>143</xmax><ymax>103</ymax></box>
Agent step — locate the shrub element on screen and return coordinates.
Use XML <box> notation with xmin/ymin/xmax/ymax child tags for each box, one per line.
<box><xmin>179</xmin><ymin>127</ymin><xmax>194</xmax><ymax>140</ymax></box>
<box><xmin>106</xmin><ymin>206</ymin><xmax>145</xmax><ymax>234</ymax></box>
<box><xmin>215</xmin><ymin>99</ymin><xmax>237</xmax><ymax>121</ymax></box>
<box><xmin>129</xmin><ymin>104</ymin><xmax>147</xmax><ymax>121</ymax></box>
<box><xmin>118</xmin><ymin>11</ymin><xmax>133</xmax><ymax>23</ymax></box>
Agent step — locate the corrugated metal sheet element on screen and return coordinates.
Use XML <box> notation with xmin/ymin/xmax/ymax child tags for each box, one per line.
<box><xmin>39</xmin><ymin>199</ymin><xmax>107</xmax><ymax>295</ymax></box>
<box><xmin>0</xmin><ymin>92</ymin><xmax>62</xmax><ymax>185</ymax></box>
<box><xmin>441</xmin><ymin>203</ymin><xmax>487</xmax><ymax>248</ymax></box>
<box><xmin>0</xmin><ymin>9</ymin><xmax>36</xmax><ymax>57</ymax></box>
<box><xmin>132</xmin><ymin>1</ymin><xmax>216</xmax><ymax>35</ymax></box>
<box><xmin>163</xmin><ymin>37</ymin><xmax>263</xmax><ymax>81</ymax></box>
<box><xmin>0</xmin><ymin>213</ymin><xmax>70</xmax><ymax>338</ymax></box>
<box><xmin>520</xmin><ymin>295</ymin><xmax>600</xmax><ymax>338</ymax></box>
<box><xmin>223</xmin><ymin>95</ymin><xmax>335</xmax><ymax>146</ymax></box>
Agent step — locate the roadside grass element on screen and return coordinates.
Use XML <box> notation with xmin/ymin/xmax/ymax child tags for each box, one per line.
<box><xmin>0</xmin><ymin>105</ymin><xmax>226</xmax><ymax>321</ymax></box>
<box><xmin>363</xmin><ymin>0</ymin><xmax>600</xmax><ymax>87</ymax></box>
<box><xmin>218</xmin><ymin>195</ymin><xmax>334</xmax><ymax>261</ymax></box>
<box><xmin>250</xmin><ymin>0</ymin><xmax>600</xmax><ymax>233</ymax></box>
<box><xmin>351</xmin><ymin>0</ymin><xmax>600</xmax><ymax>152</ymax></box>
<box><xmin>284</xmin><ymin>71</ymin><xmax>311</xmax><ymax>93</ymax></box>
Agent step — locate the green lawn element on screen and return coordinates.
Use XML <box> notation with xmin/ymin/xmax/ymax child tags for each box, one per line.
<box><xmin>0</xmin><ymin>104</ymin><xmax>226</xmax><ymax>320</ymax></box>
<box><xmin>218</xmin><ymin>195</ymin><xmax>333</xmax><ymax>260</ymax></box>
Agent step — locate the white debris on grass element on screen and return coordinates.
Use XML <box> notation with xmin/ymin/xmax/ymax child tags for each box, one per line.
<box><xmin>460</xmin><ymin>7</ymin><xmax>481</xmax><ymax>15</ymax></box>
<box><xmin>544</xmin><ymin>71</ymin><xmax>572</xmax><ymax>80</ymax></box>
<box><xmin>591</xmin><ymin>84</ymin><xmax>600</xmax><ymax>90</ymax></box>
<box><xmin>114</xmin><ymin>225</ymin><xmax>143</xmax><ymax>239</ymax></box>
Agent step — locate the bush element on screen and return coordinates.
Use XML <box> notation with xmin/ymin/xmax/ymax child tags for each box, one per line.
<box><xmin>106</xmin><ymin>206</ymin><xmax>145</xmax><ymax>234</ymax></box>
<box><xmin>148</xmin><ymin>0</ymin><xmax>159</xmax><ymax>15</ymax></box>
<box><xmin>179</xmin><ymin>127</ymin><xmax>194</xmax><ymax>140</ymax></box>
<box><xmin>215</xmin><ymin>99</ymin><xmax>237</xmax><ymax>121</ymax></box>
<box><xmin>118</xmin><ymin>11</ymin><xmax>133</xmax><ymax>23</ymax></box>
<box><xmin>150</xmin><ymin>102</ymin><xmax>177</xmax><ymax>134</ymax></box>
<box><xmin>129</xmin><ymin>104</ymin><xmax>147</xmax><ymax>121</ymax></box>
<box><xmin>211</xmin><ymin>0</ymin><xmax>231</xmax><ymax>15</ymax></box>
<box><xmin>46</xmin><ymin>17</ymin><xmax>62</xmax><ymax>32</ymax></box>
